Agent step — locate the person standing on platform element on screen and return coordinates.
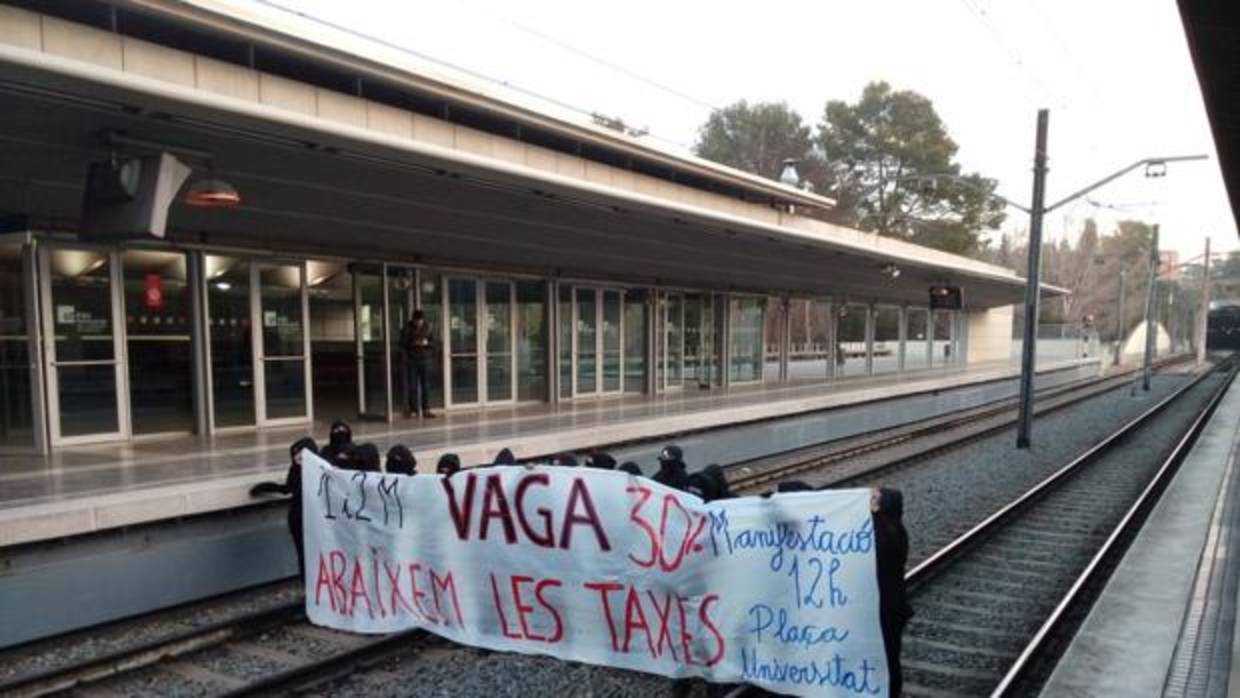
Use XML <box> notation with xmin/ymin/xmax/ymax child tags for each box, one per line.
<box><xmin>249</xmin><ymin>437</ymin><xmax>318</xmax><ymax>581</ymax></box>
<box><xmin>399</xmin><ymin>309</ymin><xmax>437</xmax><ymax>418</ymax></box>
<box><xmin>873</xmin><ymin>487</ymin><xmax>912</xmax><ymax>697</ymax></box>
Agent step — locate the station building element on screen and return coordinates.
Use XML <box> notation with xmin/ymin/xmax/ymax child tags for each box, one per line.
<box><xmin>0</xmin><ymin>0</ymin><xmax>1110</xmax><ymax>647</ymax></box>
<box><xmin>0</xmin><ymin>0</ymin><xmax>1061</xmax><ymax>459</ymax></box>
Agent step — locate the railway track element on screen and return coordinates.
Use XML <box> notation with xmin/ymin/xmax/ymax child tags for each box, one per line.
<box><xmin>0</xmin><ymin>592</ymin><xmax>444</xmax><ymax>698</ymax></box>
<box><xmin>728</xmin><ymin>356</ymin><xmax>1188</xmax><ymax>494</ymax></box>
<box><xmin>896</xmin><ymin>358</ymin><xmax>1236</xmax><ymax>696</ymax></box>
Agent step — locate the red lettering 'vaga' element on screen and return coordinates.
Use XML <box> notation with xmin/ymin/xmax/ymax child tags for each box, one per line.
<box><xmin>489</xmin><ymin>573</ymin><xmax>565</xmax><ymax>643</ymax></box>
<box><xmin>442</xmin><ymin>472</ymin><xmax>612</xmax><ymax>551</ymax></box>
<box><xmin>584</xmin><ymin>581</ymin><xmax>726</xmax><ymax>667</ymax></box>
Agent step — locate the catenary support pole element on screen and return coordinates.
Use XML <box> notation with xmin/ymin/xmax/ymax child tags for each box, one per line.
<box><xmin>1113</xmin><ymin>269</ymin><xmax>1125</xmax><ymax>366</ymax></box>
<box><xmin>1198</xmin><ymin>237</ymin><xmax>1211</xmax><ymax>366</ymax></box>
<box><xmin>1142</xmin><ymin>224</ymin><xmax>1160</xmax><ymax>391</ymax></box>
<box><xmin>1016</xmin><ymin>109</ymin><xmax>1049</xmax><ymax>450</ymax></box>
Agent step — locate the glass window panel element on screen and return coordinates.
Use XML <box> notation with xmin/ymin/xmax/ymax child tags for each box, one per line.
<box><xmin>624</xmin><ymin>289</ymin><xmax>646</xmax><ymax>393</ymax></box>
<box><xmin>264</xmin><ymin>358</ymin><xmax>307</xmax><ymax>419</ymax></box>
<box><xmin>517</xmin><ymin>281</ymin><xmax>547</xmax><ymax>402</ymax></box>
<box><xmin>0</xmin><ymin>242</ymin><xmax>34</xmax><ymax>448</ymax></box>
<box><xmin>357</xmin><ymin>269</ymin><xmax>387</xmax><ymax>416</ymax></box>
<box><xmin>576</xmin><ymin>288</ymin><xmax>596</xmax><ymax>394</ymax></box>
<box><xmin>905</xmin><ymin>308</ymin><xmax>930</xmax><ymax>371</ymax></box>
<box><xmin>49</xmin><ymin>249</ymin><xmax>113</xmax><ymax>362</ymax></box>
<box><xmin>123</xmin><ymin>250</ymin><xmax>193</xmax><ymax>434</ymax></box>
<box><xmin>602</xmin><ymin>290</ymin><xmax>621</xmax><ymax>392</ymax></box>
<box><xmin>933</xmin><ymin>310</ymin><xmax>954</xmax><ymax>367</ymax></box>
<box><xmin>259</xmin><ymin>264</ymin><xmax>304</xmax><ymax>358</ymax></box>
<box><xmin>485</xmin><ymin>282</ymin><xmax>512</xmax><ymax>402</ymax></box>
<box><xmin>838</xmin><ymin>304</ymin><xmax>868</xmax><ymax>376</ymax></box>
<box><xmin>206</xmin><ymin>256</ymin><xmax>254</xmax><ymax>427</ymax></box>
<box><xmin>57</xmin><ymin>363</ymin><xmax>119</xmax><ymax>437</ymax></box>
<box><xmin>666</xmin><ymin>293</ymin><xmax>683</xmax><ymax>386</ymax></box>
<box><xmin>447</xmin><ymin>279</ymin><xmax>478</xmax><ymax>405</ymax></box>
<box><xmin>729</xmin><ymin>296</ymin><xmax>765</xmax><ymax>382</ymax></box>
<box><xmin>788</xmin><ymin>299</ymin><xmax>829</xmax><ymax>381</ymax></box>
<box><xmin>418</xmin><ymin>272</ymin><xmax>445</xmax><ymax>409</ymax></box>
<box><xmin>873</xmin><ymin>306</ymin><xmax>901</xmax><ymax>376</ymax></box>
<box><xmin>558</xmin><ymin>284</ymin><xmax>572</xmax><ymax>399</ymax></box>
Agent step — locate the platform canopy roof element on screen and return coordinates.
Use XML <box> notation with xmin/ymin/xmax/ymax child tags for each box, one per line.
<box><xmin>0</xmin><ymin>0</ymin><xmax>1063</xmax><ymax>309</ymax></box>
<box><xmin>1179</xmin><ymin>0</ymin><xmax>1240</xmax><ymax>237</ymax></box>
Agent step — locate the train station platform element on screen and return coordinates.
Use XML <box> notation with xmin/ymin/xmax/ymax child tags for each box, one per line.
<box><xmin>0</xmin><ymin>357</ymin><xmax>1101</xmax><ymax>548</ymax></box>
<box><xmin>1041</xmin><ymin>367</ymin><xmax>1240</xmax><ymax>697</ymax></box>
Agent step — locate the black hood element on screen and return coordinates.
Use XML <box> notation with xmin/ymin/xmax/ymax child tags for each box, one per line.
<box><xmin>328</xmin><ymin>420</ymin><xmax>353</xmax><ymax>449</ymax></box>
<box><xmin>494</xmin><ymin>448</ymin><xmax>517</xmax><ymax>465</ymax></box>
<box><xmin>437</xmin><ymin>453</ymin><xmax>462</xmax><ymax>476</ymax></box>
<box><xmin>878</xmin><ymin>487</ymin><xmax>904</xmax><ymax>520</ymax></box>
<box><xmin>386</xmin><ymin>445</ymin><xmax>416</xmax><ymax>474</ymax></box>
<box><xmin>290</xmin><ymin>437</ymin><xmax>318</xmax><ymax>464</ymax></box>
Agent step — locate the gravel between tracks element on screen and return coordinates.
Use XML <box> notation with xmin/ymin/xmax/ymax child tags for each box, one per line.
<box><xmin>847</xmin><ymin>373</ymin><xmax>1192</xmax><ymax>564</ymax></box>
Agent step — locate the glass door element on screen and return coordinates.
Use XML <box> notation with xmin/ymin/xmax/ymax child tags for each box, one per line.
<box><xmin>256</xmin><ymin>262</ymin><xmax>309</xmax><ymax>424</ymax></box>
<box><xmin>355</xmin><ymin>265</ymin><xmax>390</xmax><ymax>419</ymax></box>
<box><xmin>445</xmin><ymin>277</ymin><xmax>479</xmax><ymax>406</ymax></box>
<box><xmin>484</xmin><ymin>281</ymin><xmax>515</xmax><ymax>403</ymax></box>
<box><xmin>575</xmin><ymin>287</ymin><xmax>597</xmax><ymax>395</ymax></box>
<box><xmin>658</xmin><ymin>291</ymin><xmax>685</xmax><ymax>391</ymax></box>
<box><xmin>206</xmin><ymin>255</ymin><xmax>255</xmax><ymax>429</ymax></box>
<box><xmin>42</xmin><ymin>247</ymin><xmax>125</xmax><ymax>444</ymax></box>
<box><xmin>121</xmin><ymin>250</ymin><xmax>193</xmax><ymax>435</ymax></box>
<box><xmin>601</xmin><ymin>289</ymin><xmax>622</xmax><ymax>393</ymax></box>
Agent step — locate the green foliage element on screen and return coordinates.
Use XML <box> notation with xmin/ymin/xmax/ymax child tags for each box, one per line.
<box><xmin>818</xmin><ymin>82</ymin><xmax>1005</xmax><ymax>255</ymax></box>
<box><xmin>694</xmin><ymin>100</ymin><xmax>828</xmax><ymax>188</ymax></box>
<box><xmin>691</xmin><ymin>84</ymin><xmax>1006</xmax><ymax>257</ymax></box>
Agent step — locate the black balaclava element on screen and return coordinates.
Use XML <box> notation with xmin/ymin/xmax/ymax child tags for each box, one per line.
<box><xmin>878</xmin><ymin>487</ymin><xmax>905</xmax><ymax>521</ymax></box>
<box><xmin>617</xmin><ymin>462</ymin><xmax>643</xmax><ymax>476</ymax></box>
<box><xmin>437</xmin><ymin>453</ymin><xmax>462</xmax><ymax>476</ymax></box>
<box><xmin>586</xmin><ymin>451</ymin><xmax>617</xmax><ymax>470</ymax></box>
<box><xmin>328</xmin><ymin>420</ymin><xmax>352</xmax><ymax>450</ymax></box>
<box><xmin>386</xmin><ymin>445</ymin><xmax>417</xmax><ymax>476</ymax></box>
<box><xmin>354</xmin><ymin>443</ymin><xmax>381</xmax><ymax>472</ymax></box>
<box><xmin>290</xmin><ymin>437</ymin><xmax>318</xmax><ymax>466</ymax></box>
<box><xmin>494</xmin><ymin>448</ymin><xmax>517</xmax><ymax>465</ymax></box>
<box><xmin>701</xmin><ymin>464</ymin><xmax>733</xmax><ymax>500</ymax></box>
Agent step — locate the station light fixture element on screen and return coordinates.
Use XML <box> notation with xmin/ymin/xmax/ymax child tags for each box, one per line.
<box><xmin>779</xmin><ymin>159</ymin><xmax>801</xmax><ymax>187</ymax></box>
<box><xmin>184</xmin><ymin>175</ymin><xmax>242</xmax><ymax>208</ymax></box>
<box><xmin>880</xmin><ymin>263</ymin><xmax>901</xmax><ymax>279</ymax></box>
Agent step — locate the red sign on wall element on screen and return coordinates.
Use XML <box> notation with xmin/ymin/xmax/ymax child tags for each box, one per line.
<box><xmin>144</xmin><ymin>273</ymin><xmax>163</xmax><ymax>310</ymax></box>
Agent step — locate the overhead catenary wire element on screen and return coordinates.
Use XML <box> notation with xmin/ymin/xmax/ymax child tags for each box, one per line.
<box><xmin>250</xmin><ymin>0</ymin><xmax>698</xmax><ymax>152</ymax></box>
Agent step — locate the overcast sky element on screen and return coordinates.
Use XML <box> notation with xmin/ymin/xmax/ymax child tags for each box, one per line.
<box><xmin>262</xmin><ymin>0</ymin><xmax>1236</xmax><ymax>260</ymax></box>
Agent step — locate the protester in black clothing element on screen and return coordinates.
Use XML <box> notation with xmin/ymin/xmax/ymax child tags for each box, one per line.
<box><xmin>553</xmin><ymin>452</ymin><xmax>579</xmax><ymax>466</ymax></box>
<box><xmin>652</xmin><ymin>444</ymin><xmax>690</xmax><ymax>491</ymax></box>
<box><xmin>873</xmin><ymin>487</ymin><xmax>912</xmax><ymax>698</ymax></box>
<box><xmin>777</xmin><ymin>480</ymin><xmax>814</xmax><ymax>493</ymax></box>
<box><xmin>617</xmin><ymin>462</ymin><xmax>643</xmax><ymax>476</ymax></box>
<box><xmin>321</xmin><ymin>420</ymin><xmax>353</xmax><ymax>463</ymax></box>
<box><xmin>348</xmin><ymin>443</ymin><xmax>381</xmax><ymax>472</ymax></box>
<box><xmin>386</xmin><ymin>445</ymin><xmax>417</xmax><ymax>475</ymax></box>
<box><xmin>398</xmin><ymin>309</ymin><xmax>437</xmax><ymax>418</ymax></box>
<box><xmin>436</xmin><ymin>453</ymin><xmax>462</xmax><ymax>477</ymax></box>
<box><xmin>585</xmin><ymin>451</ymin><xmax>617</xmax><ymax>469</ymax></box>
<box><xmin>494</xmin><ymin>447</ymin><xmax>517</xmax><ymax>465</ymax></box>
<box><xmin>249</xmin><ymin>437</ymin><xmax>318</xmax><ymax>580</ymax></box>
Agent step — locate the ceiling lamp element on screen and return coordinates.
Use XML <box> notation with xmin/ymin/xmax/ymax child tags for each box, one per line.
<box><xmin>184</xmin><ymin>176</ymin><xmax>241</xmax><ymax>208</ymax></box>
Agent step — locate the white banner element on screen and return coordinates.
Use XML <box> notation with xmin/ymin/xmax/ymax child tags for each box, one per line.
<box><xmin>303</xmin><ymin>452</ymin><xmax>889</xmax><ymax>697</ymax></box>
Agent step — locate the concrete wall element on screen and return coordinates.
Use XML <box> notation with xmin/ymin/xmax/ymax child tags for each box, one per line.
<box><xmin>966</xmin><ymin>305</ymin><xmax>1015</xmax><ymax>363</ymax></box>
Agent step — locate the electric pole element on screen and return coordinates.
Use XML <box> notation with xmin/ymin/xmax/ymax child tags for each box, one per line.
<box><xmin>1141</xmin><ymin>224</ymin><xmax>1160</xmax><ymax>391</ymax></box>
<box><xmin>1198</xmin><ymin>237</ymin><xmax>1211</xmax><ymax>366</ymax></box>
<box><xmin>1113</xmin><ymin>269</ymin><xmax>1126</xmax><ymax>366</ymax></box>
<box><xmin>1016</xmin><ymin>109</ymin><xmax>1049</xmax><ymax>450</ymax></box>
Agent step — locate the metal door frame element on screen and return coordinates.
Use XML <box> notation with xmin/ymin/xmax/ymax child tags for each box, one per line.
<box><xmin>443</xmin><ymin>276</ymin><xmax>517</xmax><ymax>408</ymax></box>
<box><xmin>39</xmin><ymin>244</ymin><xmax>129</xmax><ymax>446</ymax></box>
<box><xmin>252</xmin><ymin>260</ymin><xmax>312</xmax><ymax>427</ymax></box>
<box><xmin>354</xmin><ymin>263</ymin><xmax>392</xmax><ymax>421</ymax></box>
